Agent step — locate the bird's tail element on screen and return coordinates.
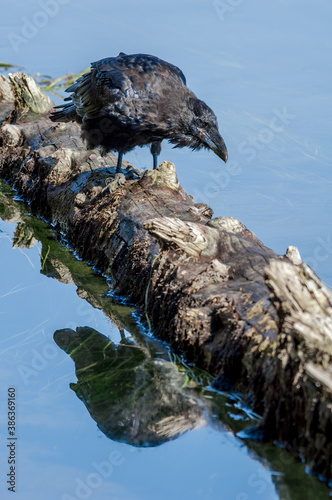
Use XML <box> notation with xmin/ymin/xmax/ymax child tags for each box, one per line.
<box><xmin>50</xmin><ymin>99</ymin><xmax>79</xmax><ymax>123</ymax></box>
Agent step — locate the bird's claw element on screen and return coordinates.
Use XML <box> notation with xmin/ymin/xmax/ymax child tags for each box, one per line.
<box><xmin>116</xmin><ymin>165</ymin><xmax>141</xmax><ymax>180</ymax></box>
<box><xmin>103</xmin><ymin>173</ymin><xmax>126</xmax><ymax>193</ymax></box>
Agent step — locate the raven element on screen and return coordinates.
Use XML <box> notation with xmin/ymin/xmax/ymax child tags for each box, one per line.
<box><xmin>50</xmin><ymin>52</ymin><xmax>228</xmax><ymax>172</ymax></box>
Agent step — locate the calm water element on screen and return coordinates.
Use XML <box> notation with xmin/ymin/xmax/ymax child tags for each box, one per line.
<box><xmin>1</xmin><ymin>1</ymin><xmax>332</xmax><ymax>499</ymax></box>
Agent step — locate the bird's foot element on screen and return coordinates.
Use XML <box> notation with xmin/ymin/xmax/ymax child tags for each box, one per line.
<box><xmin>116</xmin><ymin>164</ymin><xmax>141</xmax><ymax>180</ymax></box>
<box><xmin>102</xmin><ymin>164</ymin><xmax>141</xmax><ymax>194</ymax></box>
<box><xmin>103</xmin><ymin>172</ymin><xmax>127</xmax><ymax>193</ymax></box>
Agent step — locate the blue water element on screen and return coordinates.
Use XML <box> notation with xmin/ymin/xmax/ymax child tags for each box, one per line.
<box><xmin>1</xmin><ymin>1</ymin><xmax>332</xmax><ymax>499</ymax></box>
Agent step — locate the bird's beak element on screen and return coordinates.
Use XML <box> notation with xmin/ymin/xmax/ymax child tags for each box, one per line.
<box><xmin>204</xmin><ymin>131</ymin><xmax>228</xmax><ymax>163</ymax></box>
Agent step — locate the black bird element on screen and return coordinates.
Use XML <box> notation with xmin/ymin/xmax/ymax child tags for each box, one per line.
<box><xmin>50</xmin><ymin>52</ymin><xmax>228</xmax><ymax>172</ymax></box>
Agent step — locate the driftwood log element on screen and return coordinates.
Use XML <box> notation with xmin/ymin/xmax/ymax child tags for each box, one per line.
<box><xmin>1</xmin><ymin>73</ymin><xmax>332</xmax><ymax>482</ymax></box>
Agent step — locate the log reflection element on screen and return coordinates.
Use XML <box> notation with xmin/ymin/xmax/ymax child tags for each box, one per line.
<box><xmin>54</xmin><ymin>326</ymin><xmax>206</xmax><ymax>447</ymax></box>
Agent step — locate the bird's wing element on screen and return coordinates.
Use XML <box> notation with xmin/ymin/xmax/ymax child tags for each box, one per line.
<box><xmin>63</xmin><ymin>64</ymin><xmax>129</xmax><ymax>120</ymax></box>
<box><xmin>58</xmin><ymin>53</ymin><xmax>187</xmax><ymax>122</ymax></box>
<box><xmin>113</xmin><ymin>53</ymin><xmax>186</xmax><ymax>89</ymax></box>
<box><xmin>92</xmin><ymin>54</ymin><xmax>186</xmax><ymax>99</ymax></box>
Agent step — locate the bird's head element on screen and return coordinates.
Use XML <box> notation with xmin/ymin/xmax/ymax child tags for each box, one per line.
<box><xmin>171</xmin><ymin>97</ymin><xmax>228</xmax><ymax>163</ymax></box>
<box><xmin>189</xmin><ymin>97</ymin><xmax>228</xmax><ymax>162</ymax></box>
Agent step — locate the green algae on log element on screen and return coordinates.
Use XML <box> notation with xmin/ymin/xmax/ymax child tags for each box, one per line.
<box><xmin>0</xmin><ymin>73</ymin><xmax>331</xmax><ymax>482</ymax></box>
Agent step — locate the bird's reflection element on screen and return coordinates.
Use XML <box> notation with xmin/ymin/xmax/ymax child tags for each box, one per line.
<box><xmin>54</xmin><ymin>326</ymin><xmax>206</xmax><ymax>447</ymax></box>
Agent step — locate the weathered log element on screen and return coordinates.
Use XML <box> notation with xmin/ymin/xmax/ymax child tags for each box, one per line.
<box><xmin>1</xmin><ymin>73</ymin><xmax>331</xmax><ymax>482</ymax></box>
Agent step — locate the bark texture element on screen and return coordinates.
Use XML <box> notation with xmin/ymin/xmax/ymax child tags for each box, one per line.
<box><xmin>1</xmin><ymin>73</ymin><xmax>331</xmax><ymax>481</ymax></box>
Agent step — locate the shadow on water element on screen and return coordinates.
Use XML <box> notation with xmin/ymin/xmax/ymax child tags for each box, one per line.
<box><xmin>1</xmin><ymin>179</ymin><xmax>331</xmax><ymax>499</ymax></box>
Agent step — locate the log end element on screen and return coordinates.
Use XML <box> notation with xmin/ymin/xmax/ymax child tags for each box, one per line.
<box><xmin>9</xmin><ymin>72</ymin><xmax>53</xmax><ymax>116</ymax></box>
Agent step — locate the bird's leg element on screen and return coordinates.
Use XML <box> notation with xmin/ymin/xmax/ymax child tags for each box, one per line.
<box><xmin>116</xmin><ymin>151</ymin><xmax>124</xmax><ymax>173</ymax></box>
<box><xmin>110</xmin><ymin>150</ymin><xmax>140</xmax><ymax>185</ymax></box>
<box><xmin>150</xmin><ymin>141</ymin><xmax>162</xmax><ymax>169</ymax></box>
<box><xmin>102</xmin><ymin>151</ymin><xmax>127</xmax><ymax>193</ymax></box>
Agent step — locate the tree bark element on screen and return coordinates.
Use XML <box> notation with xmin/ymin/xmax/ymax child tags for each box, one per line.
<box><xmin>1</xmin><ymin>73</ymin><xmax>331</xmax><ymax>482</ymax></box>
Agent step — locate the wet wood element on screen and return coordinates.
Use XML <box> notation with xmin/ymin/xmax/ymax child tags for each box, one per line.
<box><xmin>0</xmin><ymin>73</ymin><xmax>331</xmax><ymax>482</ymax></box>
